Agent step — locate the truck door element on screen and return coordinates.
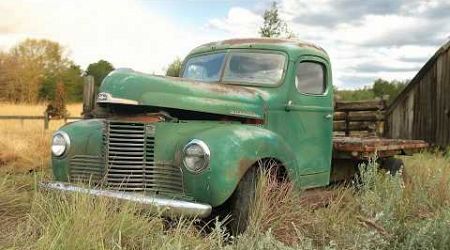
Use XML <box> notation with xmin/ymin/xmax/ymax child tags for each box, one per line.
<box><xmin>286</xmin><ymin>55</ymin><xmax>333</xmax><ymax>184</ymax></box>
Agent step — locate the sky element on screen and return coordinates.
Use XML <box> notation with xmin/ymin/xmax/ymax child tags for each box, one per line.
<box><xmin>0</xmin><ymin>0</ymin><xmax>448</xmax><ymax>89</ymax></box>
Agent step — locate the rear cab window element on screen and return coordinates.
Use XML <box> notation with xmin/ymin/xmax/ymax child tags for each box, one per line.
<box><xmin>295</xmin><ymin>61</ymin><xmax>326</xmax><ymax>95</ymax></box>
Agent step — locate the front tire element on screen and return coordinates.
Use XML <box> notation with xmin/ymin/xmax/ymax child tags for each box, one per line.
<box><xmin>228</xmin><ymin>167</ymin><xmax>258</xmax><ymax>235</ymax></box>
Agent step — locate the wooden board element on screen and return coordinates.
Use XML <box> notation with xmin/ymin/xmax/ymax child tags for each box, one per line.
<box><xmin>385</xmin><ymin>41</ymin><xmax>450</xmax><ymax>147</ymax></box>
<box><xmin>335</xmin><ymin>100</ymin><xmax>386</xmax><ymax>112</ymax></box>
<box><xmin>332</xmin><ymin>137</ymin><xmax>429</xmax><ymax>159</ymax></box>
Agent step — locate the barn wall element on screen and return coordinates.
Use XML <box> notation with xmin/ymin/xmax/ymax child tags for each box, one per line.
<box><xmin>386</xmin><ymin>43</ymin><xmax>450</xmax><ymax>147</ymax></box>
<box><xmin>388</xmin><ymin>90</ymin><xmax>414</xmax><ymax>139</ymax></box>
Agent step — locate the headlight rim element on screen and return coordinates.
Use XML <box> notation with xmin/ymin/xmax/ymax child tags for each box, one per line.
<box><xmin>182</xmin><ymin>139</ymin><xmax>210</xmax><ymax>174</ymax></box>
<box><xmin>51</xmin><ymin>131</ymin><xmax>70</xmax><ymax>157</ymax></box>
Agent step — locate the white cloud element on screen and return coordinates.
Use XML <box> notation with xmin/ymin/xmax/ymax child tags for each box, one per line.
<box><xmin>206</xmin><ymin>7</ymin><xmax>262</xmax><ymax>37</ymax></box>
<box><xmin>0</xmin><ymin>0</ymin><xmax>447</xmax><ymax>88</ymax></box>
<box><xmin>0</xmin><ymin>0</ymin><xmax>210</xmax><ymax>74</ymax></box>
<box><xmin>204</xmin><ymin>0</ymin><xmax>448</xmax><ymax>88</ymax></box>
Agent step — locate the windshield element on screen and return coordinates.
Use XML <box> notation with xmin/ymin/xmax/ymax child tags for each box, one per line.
<box><xmin>182</xmin><ymin>52</ymin><xmax>285</xmax><ymax>86</ymax></box>
<box><xmin>182</xmin><ymin>53</ymin><xmax>225</xmax><ymax>82</ymax></box>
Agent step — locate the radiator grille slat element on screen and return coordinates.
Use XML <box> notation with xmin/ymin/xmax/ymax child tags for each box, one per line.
<box><xmin>105</xmin><ymin>121</ymin><xmax>184</xmax><ymax>195</ymax></box>
<box><xmin>69</xmin><ymin>156</ymin><xmax>104</xmax><ymax>183</ymax></box>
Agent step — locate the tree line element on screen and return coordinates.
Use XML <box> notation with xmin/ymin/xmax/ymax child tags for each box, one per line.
<box><xmin>336</xmin><ymin>79</ymin><xmax>407</xmax><ymax>103</ymax></box>
<box><xmin>0</xmin><ymin>39</ymin><xmax>114</xmax><ymax>103</ymax></box>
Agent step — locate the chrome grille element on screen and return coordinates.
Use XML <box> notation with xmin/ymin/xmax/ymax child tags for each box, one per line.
<box><xmin>105</xmin><ymin>121</ymin><xmax>183</xmax><ymax>195</ymax></box>
<box><xmin>69</xmin><ymin>155</ymin><xmax>104</xmax><ymax>183</ymax></box>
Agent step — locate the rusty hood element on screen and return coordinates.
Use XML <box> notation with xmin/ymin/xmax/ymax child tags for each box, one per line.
<box><xmin>97</xmin><ymin>69</ymin><xmax>266</xmax><ymax>119</ymax></box>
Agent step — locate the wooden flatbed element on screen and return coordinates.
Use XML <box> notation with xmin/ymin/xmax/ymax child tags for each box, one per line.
<box><xmin>332</xmin><ymin>137</ymin><xmax>429</xmax><ymax>159</ymax></box>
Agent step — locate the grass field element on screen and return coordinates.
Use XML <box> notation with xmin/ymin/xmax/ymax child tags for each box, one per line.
<box><xmin>1</xmin><ymin>103</ymin><xmax>450</xmax><ymax>249</ymax></box>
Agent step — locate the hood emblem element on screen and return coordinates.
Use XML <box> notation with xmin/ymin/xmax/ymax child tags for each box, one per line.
<box><xmin>96</xmin><ymin>92</ymin><xmax>139</xmax><ymax>105</ymax></box>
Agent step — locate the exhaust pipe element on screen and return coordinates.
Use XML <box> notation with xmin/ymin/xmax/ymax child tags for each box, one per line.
<box><xmin>82</xmin><ymin>75</ymin><xmax>95</xmax><ymax>118</ymax></box>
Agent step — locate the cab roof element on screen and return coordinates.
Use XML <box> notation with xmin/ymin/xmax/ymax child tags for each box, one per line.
<box><xmin>188</xmin><ymin>38</ymin><xmax>329</xmax><ymax>59</ymax></box>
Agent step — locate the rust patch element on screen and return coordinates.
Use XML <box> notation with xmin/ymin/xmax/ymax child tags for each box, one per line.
<box><xmin>237</xmin><ymin>158</ymin><xmax>255</xmax><ymax>178</ymax></box>
<box><xmin>194</xmin><ymin>38</ymin><xmax>327</xmax><ymax>54</ymax></box>
<box><xmin>112</xmin><ymin>114</ymin><xmax>163</xmax><ymax>123</ymax></box>
<box><xmin>218</xmin><ymin>38</ymin><xmax>292</xmax><ymax>45</ymax></box>
<box><xmin>165</xmin><ymin>75</ymin><xmax>260</xmax><ymax>96</ymax></box>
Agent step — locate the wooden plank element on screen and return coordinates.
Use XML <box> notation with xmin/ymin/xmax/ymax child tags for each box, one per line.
<box><xmin>333</xmin><ymin>121</ymin><xmax>375</xmax><ymax>131</ymax></box>
<box><xmin>0</xmin><ymin>115</ymin><xmax>45</xmax><ymax>119</ymax></box>
<box><xmin>334</xmin><ymin>111</ymin><xmax>385</xmax><ymax>121</ymax></box>
<box><xmin>0</xmin><ymin>116</ymin><xmax>81</xmax><ymax>120</ymax></box>
<box><xmin>335</xmin><ymin>100</ymin><xmax>386</xmax><ymax>112</ymax></box>
<box><xmin>444</xmin><ymin>49</ymin><xmax>450</xmax><ymax>146</ymax></box>
<box><xmin>333</xmin><ymin>137</ymin><xmax>429</xmax><ymax>153</ymax></box>
<box><xmin>436</xmin><ymin>54</ymin><xmax>441</xmax><ymax>145</ymax></box>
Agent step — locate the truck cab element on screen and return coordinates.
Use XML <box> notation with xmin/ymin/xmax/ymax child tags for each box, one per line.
<box><xmin>46</xmin><ymin>38</ymin><xmax>423</xmax><ymax>232</ymax></box>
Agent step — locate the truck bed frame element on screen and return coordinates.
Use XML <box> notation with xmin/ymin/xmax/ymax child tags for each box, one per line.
<box><xmin>332</xmin><ymin>137</ymin><xmax>429</xmax><ymax>160</ymax></box>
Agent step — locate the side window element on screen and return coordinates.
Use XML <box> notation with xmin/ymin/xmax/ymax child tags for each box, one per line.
<box><xmin>296</xmin><ymin>61</ymin><xmax>326</xmax><ymax>95</ymax></box>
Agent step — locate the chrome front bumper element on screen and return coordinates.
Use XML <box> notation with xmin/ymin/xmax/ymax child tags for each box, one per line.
<box><xmin>39</xmin><ymin>182</ymin><xmax>212</xmax><ymax>218</ymax></box>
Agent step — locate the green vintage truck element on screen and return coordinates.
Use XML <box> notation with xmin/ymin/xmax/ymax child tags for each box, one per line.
<box><xmin>43</xmin><ymin>38</ymin><xmax>427</xmax><ymax>232</ymax></box>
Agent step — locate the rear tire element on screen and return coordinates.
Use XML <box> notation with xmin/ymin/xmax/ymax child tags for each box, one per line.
<box><xmin>380</xmin><ymin>157</ymin><xmax>404</xmax><ymax>176</ymax></box>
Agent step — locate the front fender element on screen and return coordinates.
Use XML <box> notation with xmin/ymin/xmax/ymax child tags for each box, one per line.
<box><xmin>182</xmin><ymin>125</ymin><xmax>297</xmax><ymax>207</ymax></box>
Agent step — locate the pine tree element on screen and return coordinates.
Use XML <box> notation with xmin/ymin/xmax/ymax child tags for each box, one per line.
<box><xmin>259</xmin><ymin>2</ymin><xmax>296</xmax><ymax>38</ymax></box>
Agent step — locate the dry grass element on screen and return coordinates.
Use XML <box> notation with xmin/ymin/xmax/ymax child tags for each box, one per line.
<box><xmin>0</xmin><ymin>102</ymin><xmax>81</xmax><ymax>172</ymax></box>
<box><xmin>1</xmin><ymin>103</ymin><xmax>450</xmax><ymax>249</ymax></box>
<box><xmin>0</xmin><ymin>102</ymin><xmax>82</xmax><ymax>117</ymax></box>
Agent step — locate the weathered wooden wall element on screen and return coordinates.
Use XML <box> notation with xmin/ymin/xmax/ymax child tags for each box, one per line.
<box><xmin>386</xmin><ymin>41</ymin><xmax>450</xmax><ymax>147</ymax></box>
<box><xmin>334</xmin><ymin>100</ymin><xmax>386</xmax><ymax>137</ymax></box>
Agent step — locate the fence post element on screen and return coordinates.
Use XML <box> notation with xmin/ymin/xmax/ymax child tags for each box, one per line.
<box><xmin>44</xmin><ymin>111</ymin><xmax>49</xmax><ymax>130</ymax></box>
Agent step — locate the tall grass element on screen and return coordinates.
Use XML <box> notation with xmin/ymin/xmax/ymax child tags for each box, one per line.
<box><xmin>1</xmin><ymin>103</ymin><xmax>450</xmax><ymax>249</ymax></box>
<box><xmin>0</xmin><ymin>152</ymin><xmax>449</xmax><ymax>249</ymax></box>
<box><xmin>13</xmin><ymin>191</ymin><xmax>209</xmax><ymax>249</ymax></box>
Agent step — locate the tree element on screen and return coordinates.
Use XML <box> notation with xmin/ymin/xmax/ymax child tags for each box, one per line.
<box><xmin>0</xmin><ymin>39</ymin><xmax>88</xmax><ymax>103</ymax></box>
<box><xmin>6</xmin><ymin>39</ymin><xmax>70</xmax><ymax>103</ymax></box>
<box><xmin>39</xmin><ymin>63</ymin><xmax>84</xmax><ymax>102</ymax></box>
<box><xmin>259</xmin><ymin>2</ymin><xmax>295</xmax><ymax>38</ymax></box>
<box><xmin>165</xmin><ymin>57</ymin><xmax>182</xmax><ymax>77</ymax></box>
<box><xmin>45</xmin><ymin>81</ymin><xmax>68</xmax><ymax>119</ymax></box>
<box><xmin>0</xmin><ymin>52</ymin><xmax>20</xmax><ymax>102</ymax></box>
<box><xmin>372</xmin><ymin>78</ymin><xmax>406</xmax><ymax>102</ymax></box>
<box><xmin>335</xmin><ymin>86</ymin><xmax>375</xmax><ymax>101</ymax></box>
<box><xmin>86</xmin><ymin>60</ymin><xmax>115</xmax><ymax>88</ymax></box>
<box><xmin>335</xmin><ymin>78</ymin><xmax>407</xmax><ymax>102</ymax></box>
<box><xmin>62</xmin><ymin>64</ymin><xmax>84</xmax><ymax>102</ymax></box>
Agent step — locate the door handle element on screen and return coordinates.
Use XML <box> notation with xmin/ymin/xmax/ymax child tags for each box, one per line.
<box><xmin>285</xmin><ymin>100</ymin><xmax>294</xmax><ymax>111</ymax></box>
<box><xmin>325</xmin><ymin>114</ymin><xmax>333</xmax><ymax>119</ymax></box>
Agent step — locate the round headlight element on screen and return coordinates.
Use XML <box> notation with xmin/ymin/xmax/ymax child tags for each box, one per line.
<box><xmin>183</xmin><ymin>139</ymin><xmax>210</xmax><ymax>173</ymax></box>
<box><xmin>51</xmin><ymin>131</ymin><xmax>70</xmax><ymax>157</ymax></box>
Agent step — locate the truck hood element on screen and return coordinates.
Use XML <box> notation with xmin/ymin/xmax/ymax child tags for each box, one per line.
<box><xmin>98</xmin><ymin>69</ymin><xmax>267</xmax><ymax>119</ymax></box>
